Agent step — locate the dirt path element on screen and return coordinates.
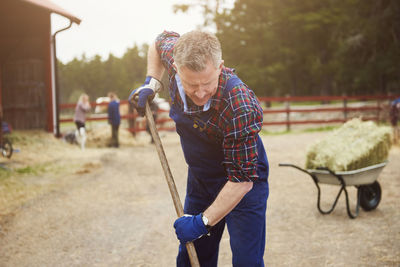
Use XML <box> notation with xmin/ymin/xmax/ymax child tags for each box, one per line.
<box><xmin>0</xmin><ymin>131</ymin><xmax>399</xmax><ymax>266</ymax></box>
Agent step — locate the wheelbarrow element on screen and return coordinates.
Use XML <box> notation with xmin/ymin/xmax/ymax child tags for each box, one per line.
<box><xmin>279</xmin><ymin>161</ymin><xmax>388</xmax><ymax>219</ymax></box>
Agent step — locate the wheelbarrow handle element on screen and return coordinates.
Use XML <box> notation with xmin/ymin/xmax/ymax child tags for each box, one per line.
<box><xmin>279</xmin><ymin>163</ymin><xmax>311</xmax><ymax>175</ymax></box>
<box><xmin>145</xmin><ymin>101</ymin><xmax>200</xmax><ymax>267</ymax></box>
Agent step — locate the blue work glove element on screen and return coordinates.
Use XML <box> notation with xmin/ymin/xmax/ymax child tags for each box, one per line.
<box><xmin>128</xmin><ymin>76</ymin><xmax>163</xmax><ymax>116</ymax></box>
<box><xmin>173</xmin><ymin>214</ymin><xmax>209</xmax><ymax>244</ymax></box>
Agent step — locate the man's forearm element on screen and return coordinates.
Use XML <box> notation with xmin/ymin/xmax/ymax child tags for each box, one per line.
<box><xmin>203</xmin><ymin>181</ymin><xmax>253</xmax><ymax>227</ymax></box>
<box><xmin>147</xmin><ymin>42</ymin><xmax>165</xmax><ymax>80</ymax></box>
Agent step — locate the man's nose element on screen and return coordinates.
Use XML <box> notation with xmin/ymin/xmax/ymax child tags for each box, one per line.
<box><xmin>195</xmin><ymin>89</ymin><xmax>206</xmax><ymax>99</ymax></box>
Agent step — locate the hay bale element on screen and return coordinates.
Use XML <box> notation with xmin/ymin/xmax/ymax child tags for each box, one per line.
<box><xmin>305</xmin><ymin>118</ymin><xmax>392</xmax><ymax>171</ymax></box>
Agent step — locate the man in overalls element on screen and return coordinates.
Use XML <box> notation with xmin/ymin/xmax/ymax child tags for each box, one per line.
<box><xmin>130</xmin><ymin>30</ymin><xmax>269</xmax><ymax>267</ymax></box>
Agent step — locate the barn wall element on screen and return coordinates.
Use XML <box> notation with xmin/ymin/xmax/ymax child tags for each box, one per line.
<box><xmin>0</xmin><ymin>0</ymin><xmax>51</xmax><ymax>130</ymax></box>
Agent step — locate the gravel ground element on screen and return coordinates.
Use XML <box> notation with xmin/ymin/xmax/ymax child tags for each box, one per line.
<box><xmin>0</xmin><ymin>131</ymin><xmax>399</xmax><ymax>267</ymax></box>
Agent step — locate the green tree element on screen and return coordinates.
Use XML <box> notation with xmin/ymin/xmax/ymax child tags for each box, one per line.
<box><xmin>58</xmin><ymin>44</ymin><xmax>148</xmax><ymax>103</ymax></box>
<box><xmin>181</xmin><ymin>0</ymin><xmax>400</xmax><ymax>96</ymax></box>
<box><xmin>335</xmin><ymin>0</ymin><xmax>400</xmax><ymax>94</ymax></box>
<box><xmin>59</xmin><ymin>1</ymin><xmax>400</xmax><ymax>99</ymax></box>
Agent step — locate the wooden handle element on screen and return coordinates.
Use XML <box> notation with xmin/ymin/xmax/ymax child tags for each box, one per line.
<box><xmin>145</xmin><ymin>102</ymin><xmax>200</xmax><ymax>267</ymax></box>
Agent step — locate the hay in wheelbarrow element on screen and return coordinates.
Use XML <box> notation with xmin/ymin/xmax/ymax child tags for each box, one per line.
<box><xmin>305</xmin><ymin>118</ymin><xmax>392</xmax><ymax>171</ymax></box>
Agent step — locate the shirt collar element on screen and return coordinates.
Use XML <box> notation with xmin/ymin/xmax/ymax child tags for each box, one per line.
<box><xmin>175</xmin><ymin>68</ymin><xmax>231</xmax><ymax>115</ymax></box>
<box><xmin>175</xmin><ymin>74</ymin><xmax>211</xmax><ymax>113</ymax></box>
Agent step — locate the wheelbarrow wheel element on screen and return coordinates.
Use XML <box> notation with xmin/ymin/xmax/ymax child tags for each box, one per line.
<box><xmin>2</xmin><ymin>139</ymin><xmax>13</xmax><ymax>158</ymax></box>
<box><xmin>359</xmin><ymin>181</ymin><xmax>381</xmax><ymax>211</ymax></box>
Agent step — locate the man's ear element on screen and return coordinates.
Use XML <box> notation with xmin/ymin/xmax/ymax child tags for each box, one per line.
<box><xmin>218</xmin><ymin>60</ymin><xmax>224</xmax><ymax>74</ymax></box>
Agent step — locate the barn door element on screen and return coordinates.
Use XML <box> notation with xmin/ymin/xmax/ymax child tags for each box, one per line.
<box><xmin>1</xmin><ymin>59</ymin><xmax>47</xmax><ymax>129</ymax></box>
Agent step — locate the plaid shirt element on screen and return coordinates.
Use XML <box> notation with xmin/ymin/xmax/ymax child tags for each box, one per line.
<box><xmin>155</xmin><ymin>31</ymin><xmax>264</xmax><ymax>182</ymax></box>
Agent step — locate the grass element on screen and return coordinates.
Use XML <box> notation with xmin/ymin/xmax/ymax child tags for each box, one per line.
<box><xmin>0</xmin><ymin>130</ymin><xmax>92</xmax><ymax>217</ymax></box>
<box><xmin>5</xmin><ymin>131</ymin><xmax>50</xmax><ymax>146</ymax></box>
<box><xmin>302</xmin><ymin>125</ymin><xmax>339</xmax><ymax>132</ymax></box>
<box><xmin>260</xmin><ymin>125</ymin><xmax>339</xmax><ymax>136</ymax></box>
<box><xmin>15</xmin><ymin>165</ymin><xmax>43</xmax><ymax>175</ymax></box>
<box><xmin>0</xmin><ymin>168</ymin><xmax>12</xmax><ymax>180</ymax></box>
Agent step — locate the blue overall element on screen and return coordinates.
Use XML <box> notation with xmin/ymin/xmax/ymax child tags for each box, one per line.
<box><xmin>170</xmin><ymin>75</ymin><xmax>269</xmax><ymax>267</ymax></box>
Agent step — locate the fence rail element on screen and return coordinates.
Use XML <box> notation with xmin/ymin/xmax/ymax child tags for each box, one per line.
<box><xmin>257</xmin><ymin>94</ymin><xmax>400</xmax><ymax>130</ymax></box>
<box><xmin>60</xmin><ymin>94</ymin><xmax>400</xmax><ymax>133</ymax></box>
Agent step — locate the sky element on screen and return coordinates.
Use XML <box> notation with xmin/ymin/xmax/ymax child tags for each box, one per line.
<box><xmin>51</xmin><ymin>0</ymin><xmax>210</xmax><ymax>63</ymax></box>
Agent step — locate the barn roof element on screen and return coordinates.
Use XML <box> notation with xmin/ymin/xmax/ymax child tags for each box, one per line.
<box><xmin>21</xmin><ymin>0</ymin><xmax>81</xmax><ymax>24</ymax></box>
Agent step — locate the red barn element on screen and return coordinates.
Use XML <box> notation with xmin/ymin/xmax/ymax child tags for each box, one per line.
<box><xmin>0</xmin><ymin>0</ymin><xmax>80</xmax><ymax>133</ymax></box>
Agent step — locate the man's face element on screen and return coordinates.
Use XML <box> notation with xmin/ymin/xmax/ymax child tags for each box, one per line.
<box><xmin>176</xmin><ymin>61</ymin><xmax>223</xmax><ymax>106</ymax></box>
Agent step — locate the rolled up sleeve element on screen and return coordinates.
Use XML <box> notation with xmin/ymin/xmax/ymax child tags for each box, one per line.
<box><xmin>155</xmin><ymin>31</ymin><xmax>180</xmax><ymax>74</ymax></box>
<box><xmin>222</xmin><ymin>87</ymin><xmax>264</xmax><ymax>182</ymax></box>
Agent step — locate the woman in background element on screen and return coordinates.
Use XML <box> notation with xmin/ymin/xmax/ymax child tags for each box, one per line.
<box><xmin>74</xmin><ymin>93</ymin><xmax>91</xmax><ymax>150</ymax></box>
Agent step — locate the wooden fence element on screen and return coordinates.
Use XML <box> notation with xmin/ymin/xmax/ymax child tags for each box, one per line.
<box><xmin>60</xmin><ymin>94</ymin><xmax>400</xmax><ymax>133</ymax></box>
<box><xmin>258</xmin><ymin>94</ymin><xmax>398</xmax><ymax>131</ymax></box>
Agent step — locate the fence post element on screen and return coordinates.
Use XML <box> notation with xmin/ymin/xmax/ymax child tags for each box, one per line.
<box><xmin>377</xmin><ymin>99</ymin><xmax>381</xmax><ymax>123</ymax></box>
<box><xmin>343</xmin><ymin>93</ymin><xmax>348</xmax><ymax>121</ymax></box>
<box><xmin>285</xmin><ymin>94</ymin><xmax>291</xmax><ymax>131</ymax></box>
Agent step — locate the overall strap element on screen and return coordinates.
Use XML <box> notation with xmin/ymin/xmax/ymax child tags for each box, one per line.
<box><xmin>225</xmin><ymin>75</ymin><xmax>243</xmax><ymax>93</ymax></box>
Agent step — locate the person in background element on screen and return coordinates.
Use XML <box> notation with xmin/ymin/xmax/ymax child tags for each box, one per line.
<box><xmin>129</xmin><ymin>30</ymin><xmax>269</xmax><ymax>267</ymax></box>
<box><xmin>74</xmin><ymin>93</ymin><xmax>91</xmax><ymax>150</ymax></box>
<box><xmin>390</xmin><ymin>97</ymin><xmax>400</xmax><ymax>144</ymax></box>
<box><xmin>107</xmin><ymin>92</ymin><xmax>121</xmax><ymax>148</ymax></box>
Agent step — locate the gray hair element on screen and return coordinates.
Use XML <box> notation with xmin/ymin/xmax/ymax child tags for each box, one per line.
<box><xmin>173</xmin><ymin>30</ymin><xmax>222</xmax><ymax>72</ymax></box>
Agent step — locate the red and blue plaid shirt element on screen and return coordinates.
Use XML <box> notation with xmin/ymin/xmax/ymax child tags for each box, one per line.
<box><xmin>155</xmin><ymin>31</ymin><xmax>264</xmax><ymax>182</ymax></box>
